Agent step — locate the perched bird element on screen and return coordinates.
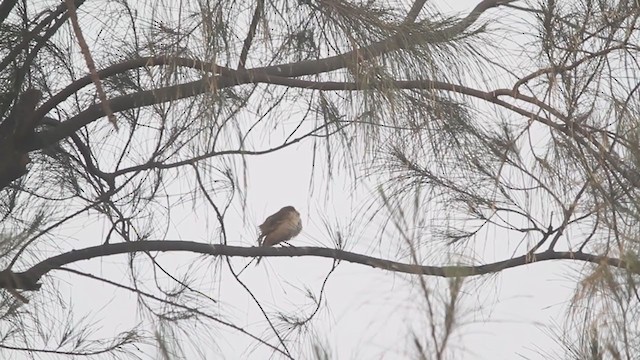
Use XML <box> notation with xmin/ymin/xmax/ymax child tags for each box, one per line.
<box><xmin>256</xmin><ymin>206</ymin><xmax>302</xmax><ymax>263</ymax></box>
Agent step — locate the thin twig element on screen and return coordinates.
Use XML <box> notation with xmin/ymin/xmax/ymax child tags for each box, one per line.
<box><xmin>64</xmin><ymin>0</ymin><xmax>118</xmax><ymax>130</ymax></box>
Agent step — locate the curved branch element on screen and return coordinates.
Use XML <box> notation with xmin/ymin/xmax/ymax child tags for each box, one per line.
<box><xmin>1</xmin><ymin>241</ymin><xmax>633</xmax><ymax>292</ymax></box>
<box><xmin>0</xmin><ymin>1</ymin><xmax>68</xmax><ymax>73</ymax></box>
<box><xmin>254</xmin><ymin>0</ymin><xmax>515</xmax><ymax>77</ymax></box>
<box><xmin>28</xmin><ymin>57</ymin><xmax>636</xmax><ymax>199</ymax></box>
<box><xmin>0</xmin><ymin>0</ymin><xmax>18</xmax><ymax>25</ymax></box>
<box><xmin>109</xmin><ymin>119</ymin><xmax>340</xmax><ymax>177</ymax></box>
<box><xmin>28</xmin><ymin>0</ymin><xmax>511</xmax><ymax>147</ymax></box>
<box><xmin>24</xmin><ymin>61</ymin><xmax>502</xmax><ymax>152</ymax></box>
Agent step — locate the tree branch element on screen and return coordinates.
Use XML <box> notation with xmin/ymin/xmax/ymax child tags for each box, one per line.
<box><xmin>0</xmin><ymin>0</ymin><xmax>18</xmax><ymax>25</ymax></box>
<box><xmin>0</xmin><ymin>241</ymin><xmax>633</xmax><ymax>292</ymax></box>
<box><xmin>237</xmin><ymin>0</ymin><xmax>264</xmax><ymax>69</ymax></box>
<box><xmin>252</xmin><ymin>0</ymin><xmax>514</xmax><ymax>78</ymax></box>
<box><xmin>0</xmin><ymin>89</ymin><xmax>42</xmax><ymax>188</ymax></box>
<box><xmin>28</xmin><ymin>0</ymin><xmax>511</xmax><ymax>145</ymax></box>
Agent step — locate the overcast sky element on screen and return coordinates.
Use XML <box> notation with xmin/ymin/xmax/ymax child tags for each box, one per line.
<box><xmin>9</xmin><ymin>1</ymin><xmax>591</xmax><ymax>359</ymax></box>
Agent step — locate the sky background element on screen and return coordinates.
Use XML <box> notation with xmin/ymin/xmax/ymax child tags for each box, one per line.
<box><xmin>5</xmin><ymin>1</ymin><xmax>596</xmax><ymax>359</ymax></box>
<box><xmin>41</xmin><ymin>140</ymin><xmax>579</xmax><ymax>359</ymax></box>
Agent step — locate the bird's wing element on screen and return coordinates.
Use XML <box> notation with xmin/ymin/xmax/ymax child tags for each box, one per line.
<box><xmin>259</xmin><ymin>210</ymin><xmax>287</xmax><ymax>234</ymax></box>
<box><xmin>262</xmin><ymin>212</ymin><xmax>302</xmax><ymax>246</ymax></box>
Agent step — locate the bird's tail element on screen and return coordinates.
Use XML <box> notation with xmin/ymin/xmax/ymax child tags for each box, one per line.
<box><xmin>236</xmin><ymin>237</ymin><xmax>265</xmax><ymax>276</ymax></box>
<box><xmin>257</xmin><ymin>234</ymin><xmax>265</xmax><ymax>246</ymax></box>
<box><xmin>254</xmin><ymin>234</ymin><xmax>265</xmax><ymax>265</ymax></box>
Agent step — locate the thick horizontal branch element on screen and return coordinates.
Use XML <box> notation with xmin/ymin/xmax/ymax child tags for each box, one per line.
<box><xmin>0</xmin><ymin>241</ymin><xmax>633</xmax><ymax>292</ymax></box>
<box><xmin>255</xmin><ymin>0</ymin><xmax>515</xmax><ymax>77</ymax></box>
<box><xmin>23</xmin><ymin>56</ymin><xmax>637</xmax><ymax>201</ymax></box>
<box><xmin>35</xmin><ymin>0</ymin><xmax>509</xmax><ymax>123</ymax></box>
<box><xmin>25</xmin><ymin>63</ymin><xmax>519</xmax><ymax>150</ymax></box>
<box><xmin>26</xmin><ymin>0</ymin><xmax>511</xmax><ymax>151</ymax></box>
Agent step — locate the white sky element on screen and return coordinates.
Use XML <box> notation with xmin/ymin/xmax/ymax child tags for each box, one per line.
<box><xmin>5</xmin><ymin>1</ymin><xmax>596</xmax><ymax>359</ymax></box>
<box><xmin>41</xmin><ymin>137</ymin><xmax>578</xmax><ymax>359</ymax></box>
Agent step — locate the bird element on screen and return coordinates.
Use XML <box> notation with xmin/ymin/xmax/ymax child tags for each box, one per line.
<box><xmin>256</xmin><ymin>206</ymin><xmax>302</xmax><ymax>264</ymax></box>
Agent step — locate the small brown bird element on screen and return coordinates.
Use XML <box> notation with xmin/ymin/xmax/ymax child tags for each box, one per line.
<box><xmin>256</xmin><ymin>206</ymin><xmax>302</xmax><ymax>263</ymax></box>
